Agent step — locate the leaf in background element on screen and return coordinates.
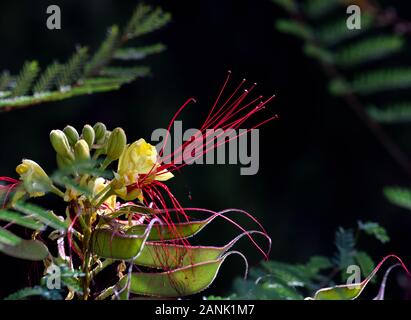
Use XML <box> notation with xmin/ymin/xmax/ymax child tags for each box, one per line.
<box><xmin>0</xmin><ymin>70</ymin><xmax>11</xmax><ymax>91</ymax></box>
<box><xmin>335</xmin><ymin>35</ymin><xmax>404</xmax><ymax>68</ymax></box>
<box><xmin>368</xmin><ymin>103</ymin><xmax>411</xmax><ymax>124</ymax></box>
<box><xmin>124</xmin><ymin>4</ymin><xmax>171</xmax><ymax>39</ymax></box>
<box><xmin>333</xmin><ymin>227</ymin><xmax>356</xmax><ymax>271</ymax></box>
<box><xmin>0</xmin><ymin>210</ymin><xmax>45</xmax><ymax>230</ymax></box>
<box><xmin>355</xmin><ymin>251</ymin><xmax>375</xmax><ymax>282</ymax></box>
<box><xmin>100</xmin><ymin>66</ymin><xmax>150</xmax><ymax>80</ymax></box>
<box><xmin>231</xmin><ymin>277</ymin><xmax>304</xmax><ymax>300</ymax></box>
<box><xmin>308</xmin><ymin>254</ymin><xmax>410</xmax><ymax>300</ymax></box>
<box><xmin>384</xmin><ymin>186</ymin><xmax>411</xmax><ymax>211</ymax></box>
<box><xmin>114</xmin><ymin>44</ymin><xmax>166</xmax><ymax>61</ymax></box>
<box><xmin>0</xmin><ymin>239</ymin><xmax>48</xmax><ymax>261</ymax></box>
<box><xmin>11</xmin><ymin>61</ymin><xmax>40</xmax><ymax>97</ymax></box>
<box><xmin>0</xmin><ymin>3</ymin><xmax>170</xmax><ymax>111</ymax></box>
<box><xmin>33</xmin><ymin>61</ymin><xmax>62</xmax><ymax>93</ymax></box>
<box><xmin>303</xmin><ymin>0</ymin><xmax>339</xmax><ymax>19</ymax></box>
<box><xmin>13</xmin><ymin>201</ymin><xmax>67</xmax><ymax>230</ymax></box>
<box><xmin>4</xmin><ymin>286</ymin><xmax>62</xmax><ymax>300</ymax></box>
<box><xmin>316</xmin><ymin>13</ymin><xmax>374</xmax><ymax>46</ymax></box>
<box><xmin>350</xmin><ymin>68</ymin><xmax>411</xmax><ymax>95</ymax></box>
<box><xmin>0</xmin><ymin>227</ymin><xmax>22</xmax><ymax>246</ymax></box>
<box><xmin>358</xmin><ymin>221</ymin><xmax>390</xmax><ymax>243</ymax></box>
<box><xmin>305</xmin><ymin>256</ymin><xmax>332</xmax><ymax>275</ymax></box>
<box><xmin>85</xmin><ymin>25</ymin><xmax>120</xmax><ymax>76</ymax></box>
<box><xmin>275</xmin><ymin>19</ymin><xmax>312</xmax><ymax>40</ymax></box>
<box><xmin>57</xmin><ymin>47</ymin><xmax>89</xmax><ymax>87</ymax></box>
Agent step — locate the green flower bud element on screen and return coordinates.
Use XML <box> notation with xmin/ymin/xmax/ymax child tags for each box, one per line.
<box><xmin>99</xmin><ymin>131</ymin><xmax>112</xmax><ymax>155</ymax></box>
<box><xmin>63</xmin><ymin>125</ymin><xmax>79</xmax><ymax>146</ymax></box>
<box><xmin>107</xmin><ymin>128</ymin><xmax>127</xmax><ymax>161</ymax></box>
<box><xmin>82</xmin><ymin>125</ymin><xmax>95</xmax><ymax>148</ymax></box>
<box><xmin>16</xmin><ymin>159</ymin><xmax>52</xmax><ymax>197</ymax></box>
<box><xmin>74</xmin><ymin>139</ymin><xmax>91</xmax><ymax>162</ymax></box>
<box><xmin>50</xmin><ymin>130</ymin><xmax>74</xmax><ymax>161</ymax></box>
<box><xmin>93</xmin><ymin>122</ymin><xmax>107</xmax><ymax>144</ymax></box>
<box><xmin>56</xmin><ymin>154</ymin><xmax>73</xmax><ymax>169</ymax></box>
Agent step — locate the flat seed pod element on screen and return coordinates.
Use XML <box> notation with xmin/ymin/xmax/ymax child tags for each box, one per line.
<box><xmin>115</xmin><ymin>251</ymin><xmax>246</xmax><ymax>298</ymax></box>
<box><xmin>135</xmin><ymin>230</ymin><xmax>268</xmax><ymax>269</ymax></box>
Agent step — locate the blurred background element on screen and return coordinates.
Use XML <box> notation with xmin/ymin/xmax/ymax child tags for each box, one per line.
<box><xmin>1</xmin><ymin>0</ymin><xmax>411</xmax><ymax>297</ymax></box>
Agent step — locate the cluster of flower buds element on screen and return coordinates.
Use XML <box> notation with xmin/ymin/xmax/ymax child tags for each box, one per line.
<box><xmin>13</xmin><ymin>122</ymin><xmax>175</xmax><ymax>207</ymax></box>
<box><xmin>49</xmin><ymin>123</ymin><xmax>127</xmax><ymax>169</ymax></box>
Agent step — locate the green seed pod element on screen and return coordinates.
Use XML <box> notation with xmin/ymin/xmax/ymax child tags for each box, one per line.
<box><xmin>74</xmin><ymin>139</ymin><xmax>91</xmax><ymax>162</ymax></box>
<box><xmin>107</xmin><ymin>128</ymin><xmax>127</xmax><ymax>160</ymax></box>
<box><xmin>50</xmin><ymin>130</ymin><xmax>74</xmax><ymax>161</ymax></box>
<box><xmin>93</xmin><ymin>122</ymin><xmax>107</xmax><ymax>144</ymax></box>
<box><xmin>63</xmin><ymin>125</ymin><xmax>79</xmax><ymax>146</ymax></box>
<box><xmin>82</xmin><ymin>125</ymin><xmax>95</xmax><ymax>148</ymax></box>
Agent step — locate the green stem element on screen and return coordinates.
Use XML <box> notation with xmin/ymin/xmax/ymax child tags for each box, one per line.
<box><xmin>50</xmin><ymin>185</ymin><xmax>65</xmax><ymax>198</ymax></box>
<box><xmin>100</xmin><ymin>158</ymin><xmax>113</xmax><ymax>170</ymax></box>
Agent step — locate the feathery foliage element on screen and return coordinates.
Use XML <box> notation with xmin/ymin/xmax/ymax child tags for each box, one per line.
<box><xmin>272</xmin><ymin>0</ymin><xmax>411</xmax><ymax>122</ymax></box>
<box><xmin>0</xmin><ymin>3</ymin><xmax>170</xmax><ymax>111</ymax></box>
<box><xmin>272</xmin><ymin>0</ymin><xmax>411</xmax><ymax>211</ymax></box>
<box><xmin>384</xmin><ymin>186</ymin><xmax>411</xmax><ymax>211</ymax></box>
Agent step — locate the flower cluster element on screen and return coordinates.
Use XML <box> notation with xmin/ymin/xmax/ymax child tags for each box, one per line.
<box><xmin>0</xmin><ymin>74</ymin><xmax>275</xmax><ymax>299</ymax></box>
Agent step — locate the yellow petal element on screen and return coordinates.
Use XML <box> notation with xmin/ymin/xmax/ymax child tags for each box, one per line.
<box><xmin>155</xmin><ymin>169</ymin><xmax>174</xmax><ymax>181</ymax></box>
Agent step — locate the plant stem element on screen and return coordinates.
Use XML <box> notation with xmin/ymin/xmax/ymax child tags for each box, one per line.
<box><xmin>80</xmin><ymin>207</ymin><xmax>93</xmax><ymax>300</ymax></box>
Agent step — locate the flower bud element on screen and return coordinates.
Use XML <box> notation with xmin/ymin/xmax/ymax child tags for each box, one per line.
<box><xmin>50</xmin><ymin>130</ymin><xmax>74</xmax><ymax>161</ymax></box>
<box><xmin>93</xmin><ymin>122</ymin><xmax>107</xmax><ymax>144</ymax></box>
<box><xmin>56</xmin><ymin>154</ymin><xmax>73</xmax><ymax>169</ymax></box>
<box><xmin>107</xmin><ymin>128</ymin><xmax>127</xmax><ymax>161</ymax></box>
<box><xmin>74</xmin><ymin>139</ymin><xmax>90</xmax><ymax>162</ymax></box>
<box><xmin>16</xmin><ymin>159</ymin><xmax>52</xmax><ymax>197</ymax></box>
<box><xmin>82</xmin><ymin>125</ymin><xmax>95</xmax><ymax>148</ymax></box>
<box><xmin>63</xmin><ymin>125</ymin><xmax>79</xmax><ymax>146</ymax></box>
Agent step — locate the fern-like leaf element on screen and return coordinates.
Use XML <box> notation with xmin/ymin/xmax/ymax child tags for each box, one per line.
<box><xmin>358</xmin><ymin>221</ymin><xmax>390</xmax><ymax>243</ymax></box>
<box><xmin>33</xmin><ymin>61</ymin><xmax>62</xmax><ymax>93</ymax></box>
<box><xmin>0</xmin><ymin>71</ymin><xmax>11</xmax><ymax>92</ymax></box>
<box><xmin>0</xmin><ymin>3</ymin><xmax>170</xmax><ymax>111</ymax></box>
<box><xmin>11</xmin><ymin>61</ymin><xmax>40</xmax><ymax>97</ymax></box>
<box><xmin>124</xmin><ymin>4</ymin><xmax>171</xmax><ymax>39</ymax></box>
<box><xmin>384</xmin><ymin>186</ymin><xmax>411</xmax><ymax>211</ymax></box>
<box><xmin>367</xmin><ymin>103</ymin><xmax>411</xmax><ymax>124</ymax></box>
<box><xmin>336</xmin><ymin>35</ymin><xmax>405</xmax><ymax>68</ymax></box>
<box><xmin>333</xmin><ymin>227</ymin><xmax>356</xmax><ymax>270</ymax></box>
<box><xmin>57</xmin><ymin>47</ymin><xmax>89</xmax><ymax>88</ymax></box>
<box><xmin>85</xmin><ymin>25</ymin><xmax>120</xmax><ymax>76</ymax></box>
<box><xmin>114</xmin><ymin>43</ymin><xmax>166</xmax><ymax>61</ymax></box>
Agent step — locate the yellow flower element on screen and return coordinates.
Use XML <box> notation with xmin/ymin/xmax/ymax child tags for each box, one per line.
<box><xmin>114</xmin><ymin>138</ymin><xmax>173</xmax><ymax>201</ymax></box>
<box><xmin>16</xmin><ymin>159</ymin><xmax>51</xmax><ymax>197</ymax></box>
<box><xmin>92</xmin><ymin>177</ymin><xmax>117</xmax><ymax>212</ymax></box>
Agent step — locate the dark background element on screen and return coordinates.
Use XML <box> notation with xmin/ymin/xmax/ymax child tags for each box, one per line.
<box><xmin>1</xmin><ymin>0</ymin><xmax>411</xmax><ymax>297</ymax></box>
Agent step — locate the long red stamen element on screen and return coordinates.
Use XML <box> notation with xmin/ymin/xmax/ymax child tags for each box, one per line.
<box><xmin>0</xmin><ymin>177</ymin><xmax>19</xmax><ymax>208</ymax></box>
